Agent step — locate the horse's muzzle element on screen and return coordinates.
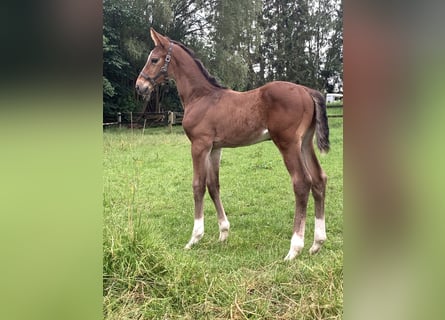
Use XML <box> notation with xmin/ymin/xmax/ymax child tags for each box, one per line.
<box><xmin>135</xmin><ymin>79</ymin><xmax>152</xmax><ymax>99</ymax></box>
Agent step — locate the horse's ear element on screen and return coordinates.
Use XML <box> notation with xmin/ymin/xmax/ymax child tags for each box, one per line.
<box><xmin>150</xmin><ymin>28</ymin><xmax>169</xmax><ymax>48</ymax></box>
<box><xmin>150</xmin><ymin>28</ymin><xmax>160</xmax><ymax>46</ymax></box>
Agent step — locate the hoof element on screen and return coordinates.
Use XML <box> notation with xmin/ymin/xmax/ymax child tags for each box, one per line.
<box><xmin>309</xmin><ymin>239</ymin><xmax>325</xmax><ymax>255</ymax></box>
<box><xmin>218</xmin><ymin>220</ymin><xmax>230</xmax><ymax>242</ymax></box>
<box><xmin>285</xmin><ymin>233</ymin><xmax>304</xmax><ymax>261</ymax></box>
<box><xmin>284</xmin><ymin>247</ymin><xmax>303</xmax><ymax>261</ymax></box>
<box><xmin>218</xmin><ymin>230</ymin><xmax>229</xmax><ymax>242</ymax></box>
<box><xmin>184</xmin><ymin>232</ymin><xmax>204</xmax><ymax>250</ymax></box>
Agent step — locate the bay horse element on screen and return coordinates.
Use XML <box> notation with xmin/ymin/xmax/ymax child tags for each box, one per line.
<box><xmin>136</xmin><ymin>28</ymin><xmax>330</xmax><ymax>260</ymax></box>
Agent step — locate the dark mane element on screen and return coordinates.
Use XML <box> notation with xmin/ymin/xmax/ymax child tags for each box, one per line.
<box><xmin>170</xmin><ymin>40</ymin><xmax>227</xmax><ymax>89</ymax></box>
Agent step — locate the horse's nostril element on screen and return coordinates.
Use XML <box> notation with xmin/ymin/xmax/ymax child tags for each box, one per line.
<box><xmin>135</xmin><ymin>84</ymin><xmax>140</xmax><ymax>92</ymax></box>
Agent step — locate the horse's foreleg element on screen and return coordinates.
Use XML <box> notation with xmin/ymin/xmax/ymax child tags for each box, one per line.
<box><xmin>206</xmin><ymin>148</ymin><xmax>230</xmax><ymax>242</ymax></box>
<box><xmin>185</xmin><ymin>143</ymin><xmax>211</xmax><ymax>249</ymax></box>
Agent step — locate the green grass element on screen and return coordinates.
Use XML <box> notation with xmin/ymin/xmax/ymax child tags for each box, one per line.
<box><xmin>103</xmin><ymin>118</ymin><xmax>343</xmax><ymax>319</ymax></box>
<box><xmin>327</xmin><ymin>105</ymin><xmax>343</xmax><ymax>118</ymax></box>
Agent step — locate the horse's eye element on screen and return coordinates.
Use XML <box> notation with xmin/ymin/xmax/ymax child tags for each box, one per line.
<box><xmin>151</xmin><ymin>58</ymin><xmax>159</xmax><ymax>64</ymax></box>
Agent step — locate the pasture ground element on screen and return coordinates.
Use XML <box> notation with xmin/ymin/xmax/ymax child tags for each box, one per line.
<box><xmin>103</xmin><ymin>117</ymin><xmax>343</xmax><ymax>319</ymax></box>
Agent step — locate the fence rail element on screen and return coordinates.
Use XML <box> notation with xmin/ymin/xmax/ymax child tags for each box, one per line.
<box><xmin>327</xmin><ymin>114</ymin><xmax>343</xmax><ymax>118</ymax></box>
<box><xmin>103</xmin><ymin>111</ymin><xmax>184</xmax><ymax>128</ymax></box>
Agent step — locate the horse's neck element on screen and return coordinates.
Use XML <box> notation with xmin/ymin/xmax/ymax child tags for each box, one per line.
<box><xmin>171</xmin><ymin>49</ymin><xmax>215</xmax><ymax>106</ymax></box>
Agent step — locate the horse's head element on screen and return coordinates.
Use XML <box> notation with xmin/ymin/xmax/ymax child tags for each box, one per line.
<box><xmin>135</xmin><ymin>28</ymin><xmax>173</xmax><ymax>98</ymax></box>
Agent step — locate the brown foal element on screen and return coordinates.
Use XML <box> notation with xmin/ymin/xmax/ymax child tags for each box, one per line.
<box><xmin>136</xmin><ymin>29</ymin><xmax>330</xmax><ymax>260</ymax></box>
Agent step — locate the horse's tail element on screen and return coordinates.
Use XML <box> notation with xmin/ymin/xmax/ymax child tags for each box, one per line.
<box><xmin>306</xmin><ymin>88</ymin><xmax>330</xmax><ymax>154</ymax></box>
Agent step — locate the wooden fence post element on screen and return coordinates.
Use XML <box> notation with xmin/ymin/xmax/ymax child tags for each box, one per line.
<box><xmin>168</xmin><ymin>111</ymin><xmax>174</xmax><ymax>132</ymax></box>
<box><xmin>142</xmin><ymin>118</ymin><xmax>147</xmax><ymax>135</ymax></box>
<box><xmin>117</xmin><ymin>112</ymin><xmax>121</xmax><ymax>128</ymax></box>
<box><xmin>130</xmin><ymin>112</ymin><xmax>133</xmax><ymax>132</ymax></box>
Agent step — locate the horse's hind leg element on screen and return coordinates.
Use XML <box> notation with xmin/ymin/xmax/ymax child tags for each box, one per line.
<box><xmin>206</xmin><ymin>148</ymin><xmax>230</xmax><ymax>242</ymax></box>
<box><xmin>274</xmin><ymin>137</ymin><xmax>312</xmax><ymax>260</ymax></box>
<box><xmin>302</xmin><ymin>132</ymin><xmax>328</xmax><ymax>254</ymax></box>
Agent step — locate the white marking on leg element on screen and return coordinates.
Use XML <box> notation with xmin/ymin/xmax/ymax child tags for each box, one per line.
<box><xmin>309</xmin><ymin>217</ymin><xmax>327</xmax><ymax>255</ymax></box>
<box><xmin>185</xmin><ymin>217</ymin><xmax>204</xmax><ymax>249</ymax></box>
<box><xmin>218</xmin><ymin>219</ymin><xmax>230</xmax><ymax>242</ymax></box>
<box><xmin>314</xmin><ymin>217</ymin><xmax>326</xmax><ymax>242</ymax></box>
<box><xmin>284</xmin><ymin>232</ymin><xmax>304</xmax><ymax>261</ymax></box>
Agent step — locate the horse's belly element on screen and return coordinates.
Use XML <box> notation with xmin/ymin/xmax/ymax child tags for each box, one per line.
<box><xmin>213</xmin><ymin>128</ymin><xmax>271</xmax><ymax>148</ymax></box>
<box><xmin>245</xmin><ymin>129</ymin><xmax>271</xmax><ymax>146</ymax></box>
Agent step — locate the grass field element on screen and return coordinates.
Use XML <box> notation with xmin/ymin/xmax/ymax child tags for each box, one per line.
<box><xmin>103</xmin><ymin>117</ymin><xmax>343</xmax><ymax>319</ymax></box>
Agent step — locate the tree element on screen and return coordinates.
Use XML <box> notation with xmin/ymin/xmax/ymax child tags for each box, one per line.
<box><xmin>103</xmin><ymin>0</ymin><xmax>148</xmax><ymax>121</ymax></box>
<box><xmin>208</xmin><ymin>0</ymin><xmax>255</xmax><ymax>90</ymax></box>
<box><xmin>257</xmin><ymin>0</ymin><xmax>342</xmax><ymax>91</ymax></box>
<box><xmin>102</xmin><ymin>0</ymin><xmax>343</xmax><ymax>121</ymax></box>
<box><xmin>324</xmin><ymin>2</ymin><xmax>343</xmax><ymax>92</ymax></box>
<box><xmin>305</xmin><ymin>0</ymin><xmax>342</xmax><ymax>91</ymax></box>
